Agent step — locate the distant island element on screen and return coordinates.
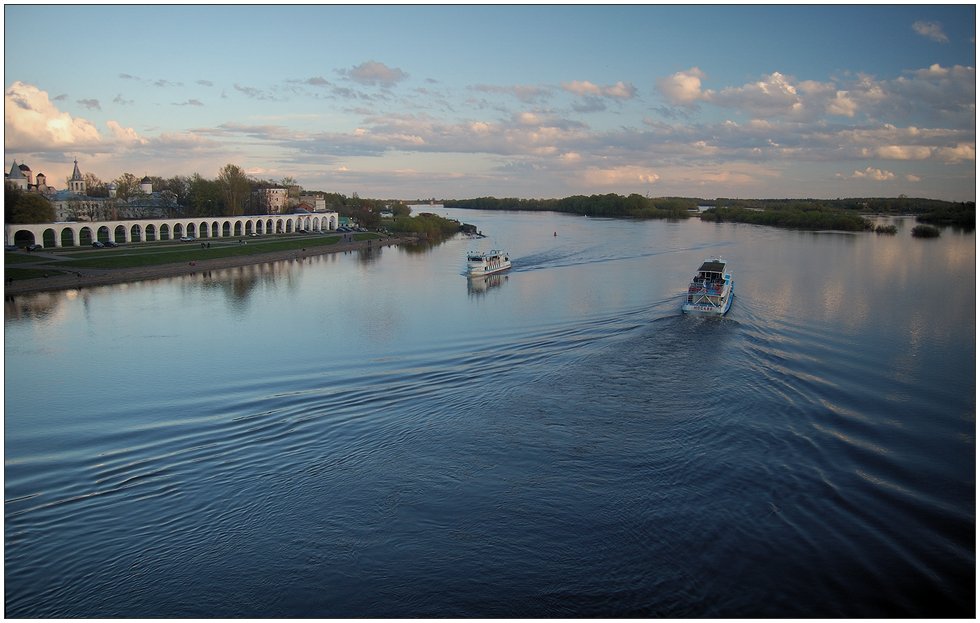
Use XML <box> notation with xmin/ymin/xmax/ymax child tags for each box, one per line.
<box><xmin>443</xmin><ymin>194</ymin><xmax>975</xmax><ymax>231</ymax></box>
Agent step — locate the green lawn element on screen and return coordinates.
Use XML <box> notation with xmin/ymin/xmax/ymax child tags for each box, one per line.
<box><xmin>5</xmin><ymin>232</ymin><xmax>383</xmax><ymax>277</ymax></box>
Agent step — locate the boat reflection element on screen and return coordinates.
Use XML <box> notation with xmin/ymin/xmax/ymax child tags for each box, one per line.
<box><xmin>467</xmin><ymin>272</ymin><xmax>508</xmax><ymax>295</ymax></box>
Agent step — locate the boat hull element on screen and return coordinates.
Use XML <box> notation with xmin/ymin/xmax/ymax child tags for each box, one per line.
<box><xmin>467</xmin><ymin>262</ymin><xmax>511</xmax><ymax>277</ymax></box>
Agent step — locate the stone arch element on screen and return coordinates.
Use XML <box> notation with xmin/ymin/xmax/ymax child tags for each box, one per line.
<box><xmin>160</xmin><ymin>224</ymin><xmax>171</xmax><ymax>241</ymax></box>
<box><xmin>96</xmin><ymin>225</ymin><xmax>110</xmax><ymax>244</ymax></box>
<box><xmin>245</xmin><ymin>220</ymin><xmax>255</xmax><ymax>235</ymax></box>
<box><xmin>145</xmin><ymin>224</ymin><xmax>157</xmax><ymax>242</ymax></box>
<box><xmin>78</xmin><ymin>225</ymin><xmax>97</xmax><ymax>247</ymax></box>
<box><xmin>114</xmin><ymin>225</ymin><xmax>127</xmax><ymax>243</ymax></box>
<box><xmin>60</xmin><ymin>226</ymin><xmax>76</xmax><ymax>247</ymax></box>
<box><xmin>130</xmin><ymin>224</ymin><xmax>143</xmax><ymax>242</ymax></box>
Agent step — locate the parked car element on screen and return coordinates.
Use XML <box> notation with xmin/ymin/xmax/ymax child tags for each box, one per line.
<box><xmin>26</xmin><ymin>244</ymin><xmax>43</xmax><ymax>251</ymax></box>
<box><xmin>104</xmin><ymin>241</ymin><xmax>118</xmax><ymax>247</ymax></box>
<box><xmin>179</xmin><ymin>236</ymin><xmax>195</xmax><ymax>242</ymax></box>
<box><xmin>92</xmin><ymin>241</ymin><xmax>105</xmax><ymax>248</ymax></box>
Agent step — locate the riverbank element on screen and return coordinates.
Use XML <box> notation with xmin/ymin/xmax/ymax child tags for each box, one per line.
<box><xmin>4</xmin><ymin>234</ymin><xmax>418</xmax><ymax>296</ymax></box>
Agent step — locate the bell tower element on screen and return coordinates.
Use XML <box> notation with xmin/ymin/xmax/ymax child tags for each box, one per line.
<box><xmin>68</xmin><ymin>159</ymin><xmax>86</xmax><ymax>195</ymax></box>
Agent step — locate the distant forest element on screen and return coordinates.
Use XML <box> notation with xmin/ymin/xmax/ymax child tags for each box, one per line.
<box><xmin>443</xmin><ymin>195</ymin><xmax>975</xmax><ymax>231</ymax></box>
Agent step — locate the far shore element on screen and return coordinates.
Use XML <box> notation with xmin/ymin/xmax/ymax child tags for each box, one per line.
<box><xmin>4</xmin><ymin>234</ymin><xmax>419</xmax><ymax>297</ymax></box>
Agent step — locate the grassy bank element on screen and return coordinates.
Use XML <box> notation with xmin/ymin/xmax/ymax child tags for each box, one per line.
<box><xmin>4</xmin><ymin>232</ymin><xmax>384</xmax><ymax>279</ymax></box>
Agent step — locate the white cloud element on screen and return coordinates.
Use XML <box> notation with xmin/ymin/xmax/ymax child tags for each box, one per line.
<box><xmin>562</xmin><ymin>80</ymin><xmax>636</xmax><ymax>99</ymax></box>
<box><xmin>935</xmin><ymin>143</ymin><xmax>975</xmax><ymax>163</ymax></box>
<box><xmin>107</xmin><ymin>120</ymin><xmax>148</xmax><ymax>146</ymax></box>
<box><xmin>4</xmin><ymin>81</ymin><xmax>102</xmax><ymax>151</ymax></box>
<box><xmin>657</xmin><ymin>68</ymin><xmax>705</xmax><ymax>106</ymax></box>
<box><xmin>913</xmin><ymin>20</ymin><xmax>949</xmax><ymax>43</ymax></box>
<box><xmin>826</xmin><ymin>91</ymin><xmax>858</xmax><ymax>117</ymax></box>
<box><xmin>582</xmin><ymin>165</ymin><xmax>660</xmax><ymax>186</ymax></box>
<box><xmin>850</xmin><ymin>166</ymin><xmax>895</xmax><ymax>181</ymax></box>
<box><xmin>875</xmin><ymin>145</ymin><xmax>933</xmax><ymax>160</ymax></box>
<box><xmin>706</xmin><ymin>71</ymin><xmax>804</xmax><ymax>117</ymax></box>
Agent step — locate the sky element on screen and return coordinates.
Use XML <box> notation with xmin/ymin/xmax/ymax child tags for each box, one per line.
<box><xmin>4</xmin><ymin>4</ymin><xmax>976</xmax><ymax>201</ymax></box>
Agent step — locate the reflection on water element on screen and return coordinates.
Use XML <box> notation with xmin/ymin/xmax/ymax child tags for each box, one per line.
<box><xmin>466</xmin><ymin>273</ymin><xmax>508</xmax><ymax>295</ymax></box>
<box><xmin>4</xmin><ymin>212</ymin><xmax>975</xmax><ymax>617</ymax></box>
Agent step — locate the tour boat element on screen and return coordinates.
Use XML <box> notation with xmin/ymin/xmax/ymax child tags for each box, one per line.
<box><xmin>466</xmin><ymin>249</ymin><xmax>511</xmax><ymax>277</ymax></box>
<box><xmin>682</xmin><ymin>257</ymin><xmax>734</xmax><ymax>315</ymax></box>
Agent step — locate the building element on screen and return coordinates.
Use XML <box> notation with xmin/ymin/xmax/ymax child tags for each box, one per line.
<box><xmin>253</xmin><ymin>187</ymin><xmax>288</xmax><ymax>214</ymax></box>
<box><xmin>299</xmin><ymin>193</ymin><xmax>327</xmax><ymax>212</ymax></box>
<box><xmin>40</xmin><ymin>160</ymin><xmax>179</xmax><ymax>221</ymax></box>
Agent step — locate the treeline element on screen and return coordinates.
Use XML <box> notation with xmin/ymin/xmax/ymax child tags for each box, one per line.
<box><xmin>389</xmin><ymin>212</ymin><xmax>463</xmax><ymax>239</ymax></box>
<box><xmin>699</xmin><ymin>205</ymin><xmax>872</xmax><ymax>231</ymax></box>
<box><xmin>706</xmin><ymin>197</ymin><xmax>974</xmax><ymax>229</ymax></box>
<box><xmin>444</xmin><ymin>193</ymin><xmax>973</xmax><ymax>231</ymax></box>
<box><xmin>443</xmin><ymin>194</ymin><xmax>698</xmax><ymax>219</ymax></box>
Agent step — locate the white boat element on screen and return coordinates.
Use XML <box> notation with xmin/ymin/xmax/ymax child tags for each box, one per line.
<box><xmin>682</xmin><ymin>257</ymin><xmax>734</xmax><ymax>315</ymax></box>
<box><xmin>466</xmin><ymin>249</ymin><xmax>511</xmax><ymax>277</ymax></box>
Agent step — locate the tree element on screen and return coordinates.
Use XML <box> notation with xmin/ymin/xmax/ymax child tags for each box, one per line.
<box><xmin>113</xmin><ymin>173</ymin><xmax>145</xmax><ymax>201</ymax></box>
<box><xmin>83</xmin><ymin>173</ymin><xmax>108</xmax><ymax>197</ymax></box>
<box><xmin>187</xmin><ymin>173</ymin><xmax>223</xmax><ymax>217</ymax></box>
<box><xmin>5</xmin><ymin>187</ymin><xmax>55</xmax><ymax>223</ymax></box>
<box><xmin>217</xmin><ymin>164</ymin><xmax>250</xmax><ymax>216</ymax></box>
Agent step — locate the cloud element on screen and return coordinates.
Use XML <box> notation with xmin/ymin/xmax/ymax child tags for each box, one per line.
<box><xmin>77</xmin><ymin>98</ymin><xmax>101</xmax><ymax>111</ymax></box>
<box><xmin>581</xmin><ymin>165</ymin><xmax>660</xmax><ymax>186</ymax></box>
<box><xmin>234</xmin><ymin>83</ymin><xmax>273</xmax><ymax>100</ymax></box>
<box><xmin>562</xmin><ymin>80</ymin><xmax>637</xmax><ymax>100</ymax></box>
<box><xmin>4</xmin><ymin>81</ymin><xmax>102</xmax><ymax>151</ymax></box>
<box><xmin>913</xmin><ymin>20</ymin><xmax>949</xmax><ymax>43</ymax></box>
<box><xmin>849</xmin><ymin>166</ymin><xmax>895</xmax><ymax>181</ymax></box>
<box><xmin>341</xmin><ymin>61</ymin><xmax>408</xmax><ymax>88</ymax></box>
<box><xmin>707</xmin><ymin>71</ymin><xmax>805</xmax><ymax>117</ymax></box>
<box><xmin>935</xmin><ymin>143</ymin><xmax>975</xmax><ymax>163</ymax></box>
<box><xmin>174</xmin><ymin>99</ymin><xmax>204</xmax><ymax>107</ymax></box>
<box><xmin>657</xmin><ymin>67</ymin><xmax>705</xmax><ymax>106</ymax></box>
<box><xmin>106</xmin><ymin>120</ymin><xmax>148</xmax><ymax>145</ymax></box>
<box><xmin>197</xmin><ymin>80</ymin><xmax>214</xmax><ymax>87</ymax></box>
<box><xmin>470</xmin><ymin>84</ymin><xmax>553</xmax><ymax>104</ymax></box>
<box><xmin>874</xmin><ymin>144</ymin><xmax>933</xmax><ymax>160</ymax></box>
<box><xmin>113</xmin><ymin>94</ymin><xmax>134</xmax><ymax>106</ymax></box>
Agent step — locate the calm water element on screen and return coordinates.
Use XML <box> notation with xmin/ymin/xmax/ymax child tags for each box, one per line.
<box><xmin>5</xmin><ymin>209</ymin><xmax>975</xmax><ymax>617</ymax></box>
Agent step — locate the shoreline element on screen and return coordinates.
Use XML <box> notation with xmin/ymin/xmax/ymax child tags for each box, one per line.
<box><xmin>4</xmin><ymin>235</ymin><xmax>418</xmax><ymax>297</ymax></box>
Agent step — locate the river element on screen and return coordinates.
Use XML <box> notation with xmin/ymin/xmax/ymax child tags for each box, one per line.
<box><xmin>4</xmin><ymin>208</ymin><xmax>975</xmax><ymax>617</ymax></box>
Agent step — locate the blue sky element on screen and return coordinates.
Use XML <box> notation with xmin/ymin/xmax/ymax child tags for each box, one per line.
<box><xmin>4</xmin><ymin>4</ymin><xmax>976</xmax><ymax>201</ymax></box>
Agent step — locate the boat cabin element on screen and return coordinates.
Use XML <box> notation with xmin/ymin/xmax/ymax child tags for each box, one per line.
<box><xmin>696</xmin><ymin>259</ymin><xmax>725</xmax><ymax>278</ymax></box>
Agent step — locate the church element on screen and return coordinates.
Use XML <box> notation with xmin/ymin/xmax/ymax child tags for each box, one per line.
<box><xmin>5</xmin><ymin>160</ymin><xmax>55</xmax><ymax>195</ymax></box>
